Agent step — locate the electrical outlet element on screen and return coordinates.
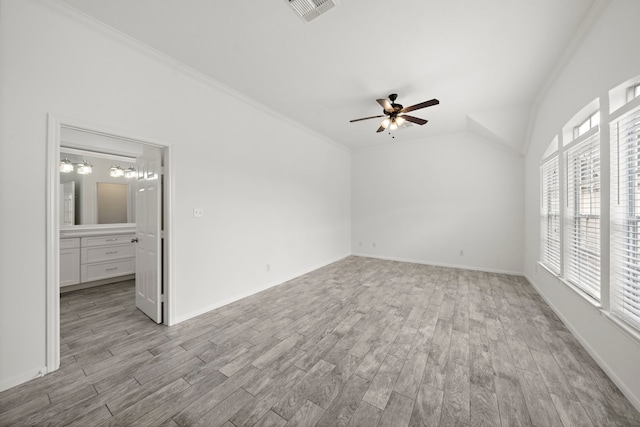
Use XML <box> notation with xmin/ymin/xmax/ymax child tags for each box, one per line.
<box><xmin>459</xmin><ymin>250</ymin><xmax>464</xmax><ymax>256</ymax></box>
<box><xmin>372</xmin><ymin>242</ymin><xmax>376</xmax><ymax>248</ymax></box>
<box><xmin>193</xmin><ymin>208</ymin><xmax>204</xmax><ymax>218</ymax></box>
<box><xmin>266</xmin><ymin>264</ymin><xmax>270</xmax><ymax>272</ymax></box>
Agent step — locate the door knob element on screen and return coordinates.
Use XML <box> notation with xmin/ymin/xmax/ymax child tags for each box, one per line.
<box><xmin>131</xmin><ymin>238</ymin><xmax>139</xmax><ymax>243</ymax></box>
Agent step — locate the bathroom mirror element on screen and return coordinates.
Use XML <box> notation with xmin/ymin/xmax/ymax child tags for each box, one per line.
<box><xmin>60</xmin><ymin>148</ymin><xmax>136</xmax><ymax>226</ymax></box>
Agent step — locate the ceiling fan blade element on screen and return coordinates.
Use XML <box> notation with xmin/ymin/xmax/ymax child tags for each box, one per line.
<box><xmin>350</xmin><ymin>114</ymin><xmax>386</xmax><ymax>123</ymax></box>
<box><xmin>401</xmin><ymin>98</ymin><xmax>439</xmax><ymax>113</ymax></box>
<box><xmin>377</xmin><ymin>99</ymin><xmax>394</xmax><ymax>112</ymax></box>
<box><xmin>401</xmin><ymin>115</ymin><xmax>428</xmax><ymax>126</ymax></box>
<box><xmin>376</xmin><ymin>125</ymin><xmax>386</xmax><ymax>133</ymax></box>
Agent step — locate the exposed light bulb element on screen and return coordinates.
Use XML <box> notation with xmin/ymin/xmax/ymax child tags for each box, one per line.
<box><xmin>60</xmin><ymin>158</ymin><xmax>74</xmax><ymax>173</ymax></box>
<box><xmin>124</xmin><ymin>167</ymin><xmax>136</xmax><ymax>179</ymax></box>
<box><xmin>381</xmin><ymin>118</ymin><xmax>391</xmax><ymax>129</ymax></box>
<box><xmin>77</xmin><ymin>161</ymin><xmax>93</xmax><ymax>175</ymax></box>
<box><xmin>110</xmin><ymin>165</ymin><xmax>125</xmax><ymax>178</ymax></box>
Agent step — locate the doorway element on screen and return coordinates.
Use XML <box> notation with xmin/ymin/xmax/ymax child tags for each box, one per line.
<box><xmin>45</xmin><ymin>114</ymin><xmax>173</xmax><ymax>375</ymax></box>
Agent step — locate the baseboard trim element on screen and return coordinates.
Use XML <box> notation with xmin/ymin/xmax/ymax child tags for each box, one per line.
<box><xmin>0</xmin><ymin>367</ymin><xmax>47</xmax><ymax>393</ymax></box>
<box><xmin>351</xmin><ymin>253</ymin><xmax>524</xmax><ymax>276</ymax></box>
<box><xmin>173</xmin><ymin>254</ymin><xmax>350</xmax><ymax>324</ymax></box>
<box><xmin>60</xmin><ymin>275</ymin><xmax>135</xmax><ymax>294</ymax></box>
<box><xmin>524</xmin><ymin>274</ymin><xmax>640</xmax><ymax>413</ymax></box>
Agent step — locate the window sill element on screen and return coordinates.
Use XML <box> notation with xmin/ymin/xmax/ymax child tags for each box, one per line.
<box><xmin>602</xmin><ymin>311</ymin><xmax>640</xmax><ymax>346</ymax></box>
<box><xmin>537</xmin><ymin>261</ymin><xmax>602</xmax><ymax>311</ymax></box>
<box><xmin>536</xmin><ymin>261</ymin><xmax>640</xmax><ymax>346</ymax></box>
<box><xmin>559</xmin><ymin>277</ymin><xmax>602</xmax><ymax>311</ymax></box>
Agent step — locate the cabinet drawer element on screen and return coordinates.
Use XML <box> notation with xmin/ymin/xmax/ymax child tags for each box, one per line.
<box><xmin>81</xmin><ymin>259</ymin><xmax>135</xmax><ymax>282</ymax></box>
<box><xmin>81</xmin><ymin>243</ymin><xmax>134</xmax><ymax>264</ymax></box>
<box><xmin>60</xmin><ymin>238</ymin><xmax>80</xmax><ymax>250</ymax></box>
<box><xmin>82</xmin><ymin>234</ymin><xmax>135</xmax><ymax>248</ymax></box>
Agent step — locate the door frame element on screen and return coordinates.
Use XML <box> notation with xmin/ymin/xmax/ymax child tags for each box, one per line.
<box><xmin>45</xmin><ymin>113</ymin><xmax>175</xmax><ymax>374</ymax></box>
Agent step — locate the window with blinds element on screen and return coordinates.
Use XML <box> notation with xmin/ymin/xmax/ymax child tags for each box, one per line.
<box><xmin>611</xmin><ymin>105</ymin><xmax>640</xmax><ymax>328</ymax></box>
<box><xmin>565</xmin><ymin>126</ymin><xmax>601</xmax><ymax>300</ymax></box>
<box><xmin>541</xmin><ymin>155</ymin><xmax>560</xmax><ymax>273</ymax></box>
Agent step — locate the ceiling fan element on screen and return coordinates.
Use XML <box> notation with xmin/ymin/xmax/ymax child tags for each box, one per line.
<box><xmin>350</xmin><ymin>93</ymin><xmax>439</xmax><ymax>133</ymax></box>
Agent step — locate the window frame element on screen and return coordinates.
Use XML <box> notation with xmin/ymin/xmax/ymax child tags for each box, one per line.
<box><xmin>574</xmin><ymin>111</ymin><xmax>600</xmax><ymax>140</ymax></box>
<box><xmin>564</xmin><ymin>126</ymin><xmax>602</xmax><ymax>301</ymax></box>
<box><xmin>540</xmin><ymin>154</ymin><xmax>561</xmax><ymax>274</ymax></box>
<box><xmin>627</xmin><ymin>83</ymin><xmax>640</xmax><ymax>103</ymax></box>
<box><xmin>610</xmin><ymin>100</ymin><xmax>640</xmax><ymax>330</ymax></box>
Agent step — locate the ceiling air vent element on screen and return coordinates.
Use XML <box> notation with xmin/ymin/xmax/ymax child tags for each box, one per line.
<box><xmin>286</xmin><ymin>0</ymin><xmax>338</xmax><ymax>22</ymax></box>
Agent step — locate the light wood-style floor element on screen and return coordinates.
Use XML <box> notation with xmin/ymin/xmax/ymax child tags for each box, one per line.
<box><xmin>1</xmin><ymin>256</ymin><xmax>639</xmax><ymax>426</ymax></box>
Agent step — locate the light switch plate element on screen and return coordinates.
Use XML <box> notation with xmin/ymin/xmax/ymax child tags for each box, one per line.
<box><xmin>193</xmin><ymin>208</ymin><xmax>204</xmax><ymax>218</ymax></box>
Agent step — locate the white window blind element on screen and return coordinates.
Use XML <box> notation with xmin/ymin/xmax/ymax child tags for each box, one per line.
<box><xmin>611</xmin><ymin>105</ymin><xmax>640</xmax><ymax>329</ymax></box>
<box><xmin>541</xmin><ymin>155</ymin><xmax>560</xmax><ymax>273</ymax></box>
<box><xmin>565</xmin><ymin>126</ymin><xmax>601</xmax><ymax>300</ymax></box>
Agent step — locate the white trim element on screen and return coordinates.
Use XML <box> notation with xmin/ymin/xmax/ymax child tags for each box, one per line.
<box><xmin>536</xmin><ymin>261</ymin><xmax>602</xmax><ymax>312</ymax></box>
<box><xmin>560</xmin><ymin>277</ymin><xmax>602</xmax><ymax>311</ymax></box>
<box><xmin>60</xmin><ymin>146</ymin><xmax>136</xmax><ymax>163</ymax></box>
<box><xmin>351</xmin><ymin>253</ymin><xmax>524</xmax><ymax>276</ymax></box>
<box><xmin>562</xmin><ymin>124</ymin><xmax>599</xmax><ymax>151</ymax></box>
<box><xmin>46</xmin><ymin>114</ymin><xmax>175</xmax><ymax>375</ymax></box>
<box><xmin>48</xmin><ymin>0</ymin><xmax>349</xmax><ymax>154</ymax></box>
<box><xmin>603</xmin><ymin>311</ymin><xmax>640</xmax><ymax>347</ymax></box>
<box><xmin>609</xmin><ymin>94</ymin><xmax>640</xmax><ymax>123</ymax></box>
<box><xmin>173</xmin><ymin>254</ymin><xmax>350</xmax><ymax>324</ymax></box>
<box><xmin>164</xmin><ymin>144</ymin><xmax>175</xmax><ymax>326</ymax></box>
<box><xmin>524</xmin><ymin>273</ymin><xmax>640</xmax><ymax>413</ymax></box>
<box><xmin>540</xmin><ymin>151</ymin><xmax>559</xmax><ymax>166</ymax></box>
<box><xmin>46</xmin><ymin>115</ymin><xmax>61</xmax><ymax>375</ymax></box>
<box><xmin>598</xmin><ymin>95</ymin><xmax>610</xmax><ymax>312</ymax></box>
<box><xmin>0</xmin><ymin>367</ymin><xmax>47</xmax><ymax>393</ymax></box>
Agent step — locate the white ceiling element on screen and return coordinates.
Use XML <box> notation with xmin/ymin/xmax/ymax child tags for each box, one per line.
<box><xmin>58</xmin><ymin>0</ymin><xmax>597</xmax><ymax>151</ymax></box>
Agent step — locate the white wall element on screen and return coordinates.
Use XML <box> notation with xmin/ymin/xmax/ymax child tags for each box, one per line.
<box><xmin>0</xmin><ymin>0</ymin><xmax>351</xmax><ymax>391</ymax></box>
<box><xmin>524</xmin><ymin>0</ymin><xmax>640</xmax><ymax>409</ymax></box>
<box><xmin>352</xmin><ymin>133</ymin><xmax>524</xmax><ymax>274</ymax></box>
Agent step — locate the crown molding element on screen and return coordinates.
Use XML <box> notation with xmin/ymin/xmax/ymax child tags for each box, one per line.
<box><xmin>47</xmin><ymin>0</ymin><xmax>350</xmax><ymax>154</ymax></box>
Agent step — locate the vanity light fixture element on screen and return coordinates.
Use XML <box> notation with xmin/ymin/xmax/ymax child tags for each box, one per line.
<box><xmin>124</xmin><ymin>167</ymin><xmax>136</xmax><ymax>179</ymax></box>
<box><xmin>60</xmin><ymin>158</ymin><xmax>74</xmax><ymax>173</ymax></box>
<box><xmin>77</xmin><ymin>160</ymin><xmax>93</xmax><ymax>175</ymax></box>
<box><xmin>110</xmin><ymin>165</ymin><xmax>125</xmax><ymax>178</ymax></box>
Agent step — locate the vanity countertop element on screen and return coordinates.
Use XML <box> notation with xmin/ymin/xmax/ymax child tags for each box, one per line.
<box><xmin>60</xmin><ymin>224</ymin><xmax>136</xmax><ymax>238</ymax></box>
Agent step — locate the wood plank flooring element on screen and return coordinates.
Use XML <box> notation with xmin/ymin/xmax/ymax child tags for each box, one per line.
<box><xmin>1</xmin><ymin>256</ymin><xmax>639</xmax><ymax>426</ymax></box>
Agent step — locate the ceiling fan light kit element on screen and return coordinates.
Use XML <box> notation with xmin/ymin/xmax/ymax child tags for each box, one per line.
<box><xmin>350</xmin><ymin>93</ymin><xmax>439</xmax><ymax>135</ymax></box>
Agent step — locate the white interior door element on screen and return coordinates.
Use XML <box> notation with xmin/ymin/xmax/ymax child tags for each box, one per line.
<box><xmin>135</xmin><ymin>145</ymin><xmax>162</xmax><ymax>323</ymax></box>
